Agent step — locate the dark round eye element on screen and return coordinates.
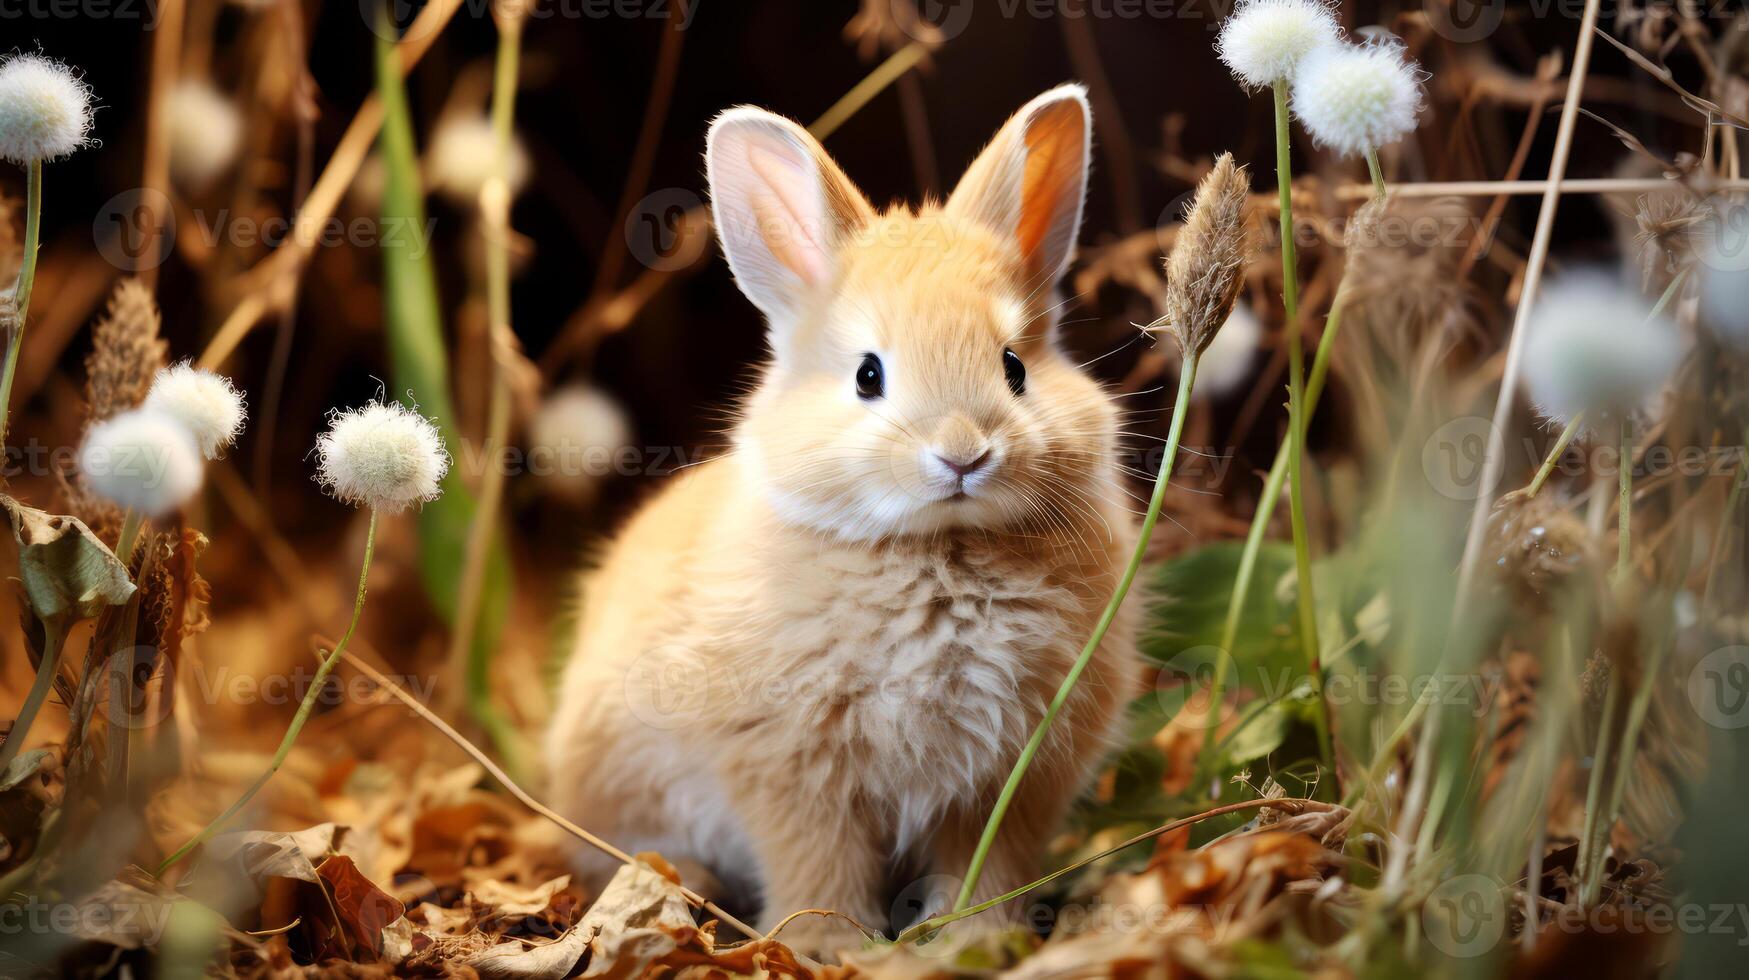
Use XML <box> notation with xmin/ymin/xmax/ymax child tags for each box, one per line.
<box><xmin>855</xmin><ymin>353</ymin><xmax>884</xmax><ymax>400</ymax></box>
<box><xmin>1003</xmin><ymin>348</ymin><xmax>1026</xmax><ymax>396</ymax></box>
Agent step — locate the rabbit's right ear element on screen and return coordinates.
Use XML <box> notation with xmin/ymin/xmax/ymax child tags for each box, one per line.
<box><xmin>706</xmin><ymin>108</ymin><xmax>874</xmax><ymax>324</ymax></box>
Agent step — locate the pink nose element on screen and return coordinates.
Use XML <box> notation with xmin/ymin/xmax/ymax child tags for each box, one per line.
<box><xmin>935</xmin><ymin>448</ymin><xmax>991</xmax><ymax>478</ymax></box>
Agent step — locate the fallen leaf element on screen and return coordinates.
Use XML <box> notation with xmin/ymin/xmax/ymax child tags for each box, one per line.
<box><xmin>0</xmin><ymin>494</ymin><xmax>135</xmax><ymax>627</ymax></box>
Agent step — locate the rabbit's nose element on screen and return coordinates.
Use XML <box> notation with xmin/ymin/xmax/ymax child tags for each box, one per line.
<box><xmin>934</xmin><ymin>447</ymin><xmax>992</xmax><ymax>478</ymax></box>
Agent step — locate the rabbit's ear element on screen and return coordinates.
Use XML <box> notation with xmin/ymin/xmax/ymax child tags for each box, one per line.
<box><xmin>945</xmin><ymin>84</ymin><xmax>1091</xmax><ymax>288</ymax></box>
<box><xmin>706</xmin><ymin>107</ymin><xmax>873</xmax><ymax>322</ymax></box>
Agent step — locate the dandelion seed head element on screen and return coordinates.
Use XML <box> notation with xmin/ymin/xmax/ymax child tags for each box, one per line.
<box><xmin>1522</xmin><ymin>274</ymin><xmax>1682</xmax><ymax>434</ymax></box>
<box><xmin>314</xmin><ymin>400</ymin><xmax>449</xmax><ymax>513</ymax></box>
<box><xmin>0</xmin><ymin>53</ymin><xmax>94</xmax><ymax>164</ymax></box>
<box><xmin>78</xmin><ymin>408</ymin><xmax>204</xmax><ymax>518</ymax></box>
<box><xmin>1195</xmin><ymin>301</ymin><xmax>1263</xmax><ymax>398</ymax></box>
<box><xmin>1291</xmin><ymin>41</ymin><xmax>1424</xmax><ymax>157</ymax></box>
<box><xmin>529</xmin><ymin>384</ymin><xmax>634</xmax><ymax>502</ymax></box>
<box><xmin>1216</xmin><ymin>0</ymin><xmax>1342</xmax><ymax>90</ymax></box>
<box><xmin>1700</xmin><ymin>264</ymin><xmax>1749</xmax><ymax>350</ymax></box>
<box><xmin>165</xmin><ymin>80</ymin><xmax>244</xmax><ymax>191</ymax></box>
<box><xmin>427</xmin><ymin>115</ymin><xmax>530</xmax><ymax>209</ymax></box>
<box><xmin>143</xmin><ymin>362</ymin><xmax>246</xmax><ymax>460</ymax></box>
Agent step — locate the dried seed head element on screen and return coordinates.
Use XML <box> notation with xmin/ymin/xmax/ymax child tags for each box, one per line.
<box><xmin>1157</xmin><ymin>153</ymin><xmax>1252</xmax><ymax>359</ymax></box>
<box><xmin>143</xmin><ymin>362</ymin><xmax>246</xmax><ymax>459</ymax></box>
<box><xmin>1291</xmin><ymin>40</ymin><xmax>1424</xmax><ymax>157</ymax></box>
<box><xmin>0</xmin><ymin>53</ymin><xmax>94</xmax><ymax>164</ymax></box>
<box><xmin>85</xmin><ymin>278</ymin><xmax>168</xmax><ymax>424</ymax></box>
<box><xmin>78</xmin><ymin>408</ymin><xmax>205</xmax><ymax>518</ymax></box>
<box><xmin>1216</xmin><ymin>0</ymin><xmax>1342</xmax><ymax>90</ymax></box>
<box><xmin>314</xmin><ymin>400</ymin><xmax>449</xmax><ymax>513</ymax></box>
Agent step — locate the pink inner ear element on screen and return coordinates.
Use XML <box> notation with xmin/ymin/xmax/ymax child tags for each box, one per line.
<box><xmin>1016</xmin><ymin>104</ymin><xmax>1081</xmax><ymax>268</ymax></box>
<box><xmin>747</xmin><ymin>143</ymin><xmax>828</xmax><ymax>286</ymax></box>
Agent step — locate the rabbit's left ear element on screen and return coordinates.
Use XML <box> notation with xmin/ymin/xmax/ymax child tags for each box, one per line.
<box><xmin>706</xmin><ymin>107</ymin><xmax>874</xmax><ymax>325</ymax></box>
<box><xmin>945</xmin><ymin>84</ymin><xmax>1091</xmax><ymax>288</ymax></box>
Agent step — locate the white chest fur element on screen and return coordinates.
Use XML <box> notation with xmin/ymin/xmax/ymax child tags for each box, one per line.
<box><xmin>693</xmin><ymin>533</ymin><xmax>1100</xmax><ymax>850</ymax></box>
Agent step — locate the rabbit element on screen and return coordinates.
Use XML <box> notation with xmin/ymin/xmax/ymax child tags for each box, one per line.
<box><xmin>545</xmin><ymin>83</ymin><xmax>1143</xmax><ymax>957</ymax></box>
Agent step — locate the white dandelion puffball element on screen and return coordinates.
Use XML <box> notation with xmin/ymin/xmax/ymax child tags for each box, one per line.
<box><xmin>0</xmin><ymin>53</ymin><xmax>94</xmax><ymax>164</ymax></box>
<box><xmin>1699</xmin><ymin>264</ymin><xmax>1749</xmax><ymax>350</ymax></box>
<box><xmin>315</xmin><ymin>401</ymin><xmax>450</xmax><ymax>512</ymax></box>
<box><xmin>427</xmin><ymin>115</ymin><xmax>530</xmax><ymax>209</ymax></box>
<box><xmin>1521</xmin><ymin>274</ymin><xmax>1682</xmax><ymax>432</ymax></box>
<box><xmin>1217</xmin><ymin>0</ymin><xmax>1342</xmax><ymax>90</ymax></box>
<box><xmin>1292</xmin><ymin>42</ymin><xmax>1424</xmax><ymax>157</ymax></box>
<box><xmin>165</xmin><ymin>80</ymin><xmax>244</xmax><ymax>191</ymax></box>
<box><xmin>143</xmin><ymin>362</ymin><xmax>246</xmax><ymax>459</ymax></box>
<box><xmin>1195</xmin><ymin>302</ymin><xmax>1263</xmax><ymax>398</ymax></box>
<box><xmin>529</xmin><ymin>384</ymin><xmax>634</xmax><ymax>501</ymax></box>
<box><xmin>79</xmin><ymin>409</ymin><xmax>205</xmax><ymax>518</ymax></box>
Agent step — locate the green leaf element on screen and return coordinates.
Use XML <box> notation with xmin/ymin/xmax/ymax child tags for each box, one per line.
<box><xmin>374</xmin><ymin>25</ymin><xmax>512</xmax><ymax>721</ymax></box>
<box><xmin>1142</xmin><ymin>540</ymin><xmax>1302</xmax><ymax>688</ymax></box>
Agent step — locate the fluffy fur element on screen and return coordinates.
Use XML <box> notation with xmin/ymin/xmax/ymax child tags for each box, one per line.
<box><xmin>547</xmin><ymin>85</ymin><xmax>1141</xmax><ymax>956</ymax></box>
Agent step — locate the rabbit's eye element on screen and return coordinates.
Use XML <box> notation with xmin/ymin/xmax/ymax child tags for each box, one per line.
<box><xmin>1003</xmin><ymin>348</ymin><xmax>1026</xmax><ymax>396</ymax></box>
<box><xmin>855</xmin><ymin>353</ymin><xmax>884</xmax><ymax>399</ymax></box>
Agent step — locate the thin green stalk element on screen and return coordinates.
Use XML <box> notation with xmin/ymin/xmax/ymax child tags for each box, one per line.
<box><xmin>1363</xmin><ymin>146</ymin><xmax>1386</xmax><ymax>200</ymax></box>
<box><xmin>1576</xmin><ymin>666</ymin><xmax>1621</xmax><ymax>905</ymax></box>
<box><xmin>156</xmin><ymin>509</ymin><xmax>379</xmax><ymax>876</ymax></box>
<box><xmin>447</xmin><ymin>9</ymin><xmax>524</xmax><ymax>765</ymax></box>
<box><xmin>0</xmin><ymin>159</ymin><xmax>43</xmax><ymax>450</ymax></box>
<box><xmin>1201</xmin><ymin>286</ymin><xmax>1348</xmax><ymax>778</ymax></box>
<box><xmin>1522</xmin><ymin>413</ymin><xmax>1584</xmax><ymax>499</ymax></box>
<box><xmin>1273</xmin><ymin>78</ymin><xmax>1333</xmax><ymax>775</ymax></box>
<box><xmin>1617</xmin><ymin>416</ymin><xmax>1633</xmax><ymax>579</ymax></box>
<box><xmin>953</xmin><ymin>352</ymin><xmax>1201</xmax><ymax>912</ymax></box>
<box><xmin>114</xmin><ymin>509</ymin><xmax>143</xmax><ymax>567</ymax></box>
<box><xmin>0</xmin><ymin>621</ymin><xmax>67</xmax><ymax>772</ymax></box>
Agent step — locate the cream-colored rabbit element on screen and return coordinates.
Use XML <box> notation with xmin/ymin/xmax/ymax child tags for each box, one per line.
<box><xmin>546</xmin><ymin>84</ymin><xmax>1141</xmax><ymax>954</ymax></box>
